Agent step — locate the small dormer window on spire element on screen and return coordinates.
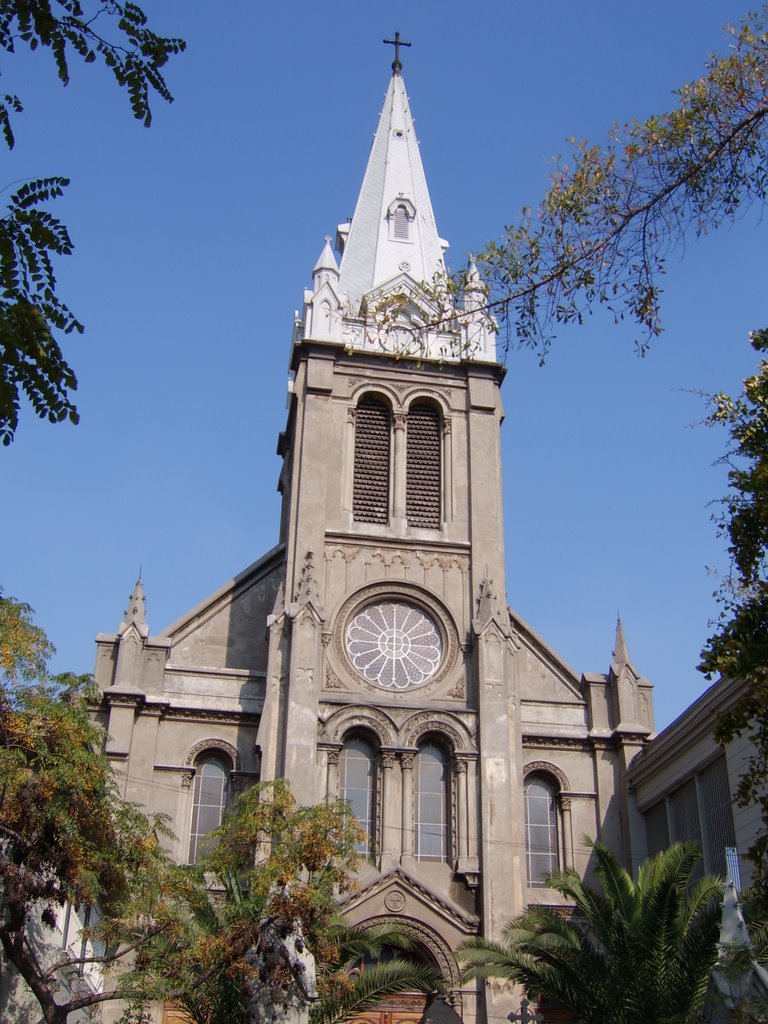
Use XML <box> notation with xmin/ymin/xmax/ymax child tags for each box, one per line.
<box><xmin>387</xmin><ymin>197</ymin><xmax>416</xmax><ymax>243</ymax></box>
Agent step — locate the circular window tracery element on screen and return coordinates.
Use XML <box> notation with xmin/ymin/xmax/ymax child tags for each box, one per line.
<box><xmin>346</xmin><ymin>601</ymin><xmax>442</xmax><ymax>689</ymax></box>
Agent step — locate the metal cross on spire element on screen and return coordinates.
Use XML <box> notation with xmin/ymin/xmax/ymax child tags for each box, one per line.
<box><xmin>383</xmin><ymin>31</ymin><xmax>411</xmax><ymax>74</ymax></box>
<box><xmin>508</xmin><ymin>999</ymin><xmax>544</xmax><ymax>1024</ymax></box>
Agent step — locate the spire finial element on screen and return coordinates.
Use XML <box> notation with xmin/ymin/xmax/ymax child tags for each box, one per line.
<box><xmin>613</xmin><ymin>613</ymin><xmax>629</xmax><ymax>667</ymax></box>
<box><xmin>383</xmin><ymin>31</ymin><xmax>411</xmax><ymax>75</ymax></box>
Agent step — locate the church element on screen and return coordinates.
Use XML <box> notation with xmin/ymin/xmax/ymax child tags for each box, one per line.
<box><xmin>93</xmin><ymin>46</ymin><xmax>660</xmax><ymax>1024</ymax></box>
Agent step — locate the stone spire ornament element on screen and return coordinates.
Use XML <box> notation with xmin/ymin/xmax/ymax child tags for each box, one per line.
<box><xmin>118</xmin><ymin>577</ymin><xmax>148</xmax><ymax>638</ymax></box>
<box><xmin>613</xmin><ymin>614</ymin><xmax>629</xmax><ymax>669</ymax></box>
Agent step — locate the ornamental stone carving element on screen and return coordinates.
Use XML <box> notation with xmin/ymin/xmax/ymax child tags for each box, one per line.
<box><xmin>401</xmin><ymin>711</ymin><xmax>472</xmax><ymax>752</ymax></box>
<box><xmin>319</xmin><ymin>705</ymin><xmax>396</xmax><ymax>747</ymax></box>
<box><xmin>384</xmin><ymin>891</ymin><xmax>406</xmax><ymax>912</ymax></box>
<box><xmin>522</xmin><ymin>760</ymin><xmax>570</xmax><ymax>791</ymax></box>
<box><xmin>184</xmin><ymin>737</ymin><xmax>240</xmax><ymax>770</ymax></box>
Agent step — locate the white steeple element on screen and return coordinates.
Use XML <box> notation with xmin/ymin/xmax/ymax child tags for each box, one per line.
<box><xmin>336</xmin><ymin>69</ymin><xmax>447</xmax><ymax>309</ymax></box>
<box><xmin>297</xmin><ymin>60</ymin><xmax>496</xmax><ymax>363</ymax></box>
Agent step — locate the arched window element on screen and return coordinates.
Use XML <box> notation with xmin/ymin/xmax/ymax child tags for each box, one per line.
<box><xmin>406</xmin><ymin>402</ymin><xmax>441</xmax><ymax>529</ymax></box>
<box><xmin>415</xmin><ymin>742</ymin><xmax>449</xmax><ymax>862</ymax></box>
<box><xmin>353</xmin><ymin>394</ymin><xmax>391</xmax><ymax>524</ymax></box>
<box><xmin>393</xmin><ymin>204</ymin><xmax>410</xmax><ymax>240</ymax></box>
<box><xmin>339</xmin><ymin>736</ymin><xmax>377</xmax><ymax>857</ymax></box>
<box><xmin>189</xmin><ymin>755</ymin><xmax>230</xmax><ymax>864</ymax></box>
<box><xmin>525</xmin><ymin>775</ymin><xmax>559</xmax><ymax>886</ymax></box>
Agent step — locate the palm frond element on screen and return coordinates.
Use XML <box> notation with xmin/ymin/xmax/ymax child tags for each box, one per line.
<box><xmin>310</xmin><ymin>960</ymin><xmax>442</xmax><ymax>1024</ymax></box>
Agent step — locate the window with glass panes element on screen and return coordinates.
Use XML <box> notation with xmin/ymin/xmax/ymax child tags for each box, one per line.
<box><xmin>189</xmin><ymin>756</ymin><xmax>229</xmax><ymax>863</ymax></box>
<box><xmin>525</xmin><ymin>776</ymin><xmax>559</xmax><ymax>885</ymax></box>
<box><xmin>415</xmin><ymin>743</ymin><xmax>449</xmax><ymax>861</ymax></box>
<box><xmin>340</xmin><ymin>737</ymin><xmax>376</xmax><ymax>856</ymax></box>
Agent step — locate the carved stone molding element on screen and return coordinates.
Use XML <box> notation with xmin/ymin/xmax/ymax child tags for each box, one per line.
<box><xmin>324</xmin><ymin>664</ymin><xmax>348</xmax><ymax>690</ymax></box>
<box><xmin>400</xmin><ymin>752</ymin><xmax>415</xmax><ymax>771</ymax></box>
<box><xmin>523</xmin><ymin>759</ymin><xmax>570</xmax><ymax>791</ymax></box>
<box><xmin>523</xmin><ymin>735</ymin><xmax>590</xmax><ymax>751</ymax></box>
<box><xmin>231</xmin><ymin>770</ymin><xmax>260</xmax><ymax>795</ymax></box>
<box><xmin>184</xmin><ymin>737</ymin><xmax>240</xmax><ymax>770</ymax></box>
<box><xmin>401</xmin><ymin>387</ymin><xmax>451</xmax><ymax>414</ymax></box>
<box><xmin>165</xmin><ymin>708</ymin><xmax>260</xmax><ymax>726</ymax></box>
<box><xmin>320</xmin><ymin>705</ymin><xmax>396</xmax><ymax>746</ymax></box>
<box><xmin>361</xmin><ymin>915</ymin><xmax>462</xmax><ymax>989</ymax></box>
<box><xmin>401</xmin><ymin>711</ymin><xmax>473</xmax><ymax>752</ymax></box>
<box><xmin>347</xmin><ymin>379</ymin><xmax>402</xmax><ymax>409</ymax></box>
<box><xmin>322</xmin><ymin>746</ymin><xmax>341</xmax><ymax>767</ymax></box>
<box><xmin>446</xmin><ymin>677</ymin><xmax>465</xmax><ymax>700</ymax></box>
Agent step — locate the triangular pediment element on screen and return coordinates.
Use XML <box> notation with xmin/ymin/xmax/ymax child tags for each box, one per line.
<box><xmin>340</xmin><ymin>867</ymin><xmax>478</xmax><ymax>935</ymax></box>
<box><xmin>162</xmin><ymin>544</ymin><xmax>285</xmax><ymax>673</ymax></box>
<box><xmin>364</xmin><ymin>272</ymin><xmax>447</xmax><ymax>323</ymax></box>
<box><xmin>508</xmin><ymin>606</ymin><xmax>584</xmax><ymax>703</ymax></box>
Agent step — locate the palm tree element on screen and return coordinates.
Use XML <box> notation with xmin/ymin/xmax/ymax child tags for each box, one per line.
<box><xmin>311</xmin><ymin>921</ymin><xmax>443</xmax><ymax>1024</ymax></box>
<box><xmin>457</xmin><ymin>841</ymin><xmax>723</xmax><ymax>1024</ymax></box>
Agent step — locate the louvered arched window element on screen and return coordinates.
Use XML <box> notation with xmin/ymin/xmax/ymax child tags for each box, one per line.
<box><xmin>339</xmin><ymin>736</ymin><xmax>377</xmax><ymax>857</ymax></box>
<box><xmin>189</xmin><ymin>755</ymin><xmax>230</xmax><ymax>863</ymax></box>
<box><xmin>393</xmin><ymin>204</ymin><xmax>410</xmax><ymax>240</ymax></box>
<box><xmin>353</xmin><ymin>395</ymin><xmax>391</xmax><ymax>524</ymax></box>
<box><xmin>406</xmin><ymin>402</ymin><xmax>441</xmax><ymax>529</ymax></box>
<box><xmin>524</xmin><ymin>775</ymin><xmax>559</xmax><ymax>885</ymax></box>
<box><xmin>415</xmin><ymin>742</ymin><xmax>449</xmax><ymax>862</ymax></box>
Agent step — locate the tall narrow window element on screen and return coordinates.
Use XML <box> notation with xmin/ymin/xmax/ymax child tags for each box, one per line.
<box><xmin>700</xmin><ymin>756</ymin><xmax>736</xmax><ymax>876</ymax></box>
<box><xmin>525</xmin><ymin>776</ymin><xmax>559</xmax><ymax>885</ymax></box>
<box><xmin>393</xmin><ymin>204</ymin><xmax>410</xmax><ymax>240</ymax></box>
<box><xmin>340</xmin><ymin>737</ymin><xmax>376</xmax><ymax>856</ymax></box>
<box><xmin>416</xmin><ymin>743</ymin><xmax>449</xmax><ymax>861</ymax></box>
<box><xmin>353</xmin><ymin>395</ymin><xmax>391</xmax><ymax>524</ymax></box>
<box><xmin>406</xmin><ymin>403</ymin><xmax>441</xmax><ymax>529</ymax></box>
<box><xmin>189</xmin><ymin>756</ymin><xmax>229</xmax><ymax>863</ymax></box>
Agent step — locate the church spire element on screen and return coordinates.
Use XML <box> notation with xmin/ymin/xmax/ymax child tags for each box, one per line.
<box><xmin>336</xmin><ymin>68</ymin><xmax>446</xmax><ymax>309</ymax></box>
<box><xmin>118</xmin><ymin>576</ymin><xmax>148</xmax><ymax>637</ymax></box>
<box><xmin>612</xmin><ymin>614</ymin><xmax>629</xmax><ymax>669</ymax></box>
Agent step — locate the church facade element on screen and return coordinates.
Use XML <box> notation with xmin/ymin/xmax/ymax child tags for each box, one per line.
<box><xmin>93</xmin><ymin>60</ymin><xmax>656</xmax><ymax>1024</ymax></box>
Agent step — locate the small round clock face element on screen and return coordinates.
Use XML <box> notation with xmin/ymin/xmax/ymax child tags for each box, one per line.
<box><xmin>346</xmin><ymin>601</ymin><xmax>443</xmax><ymax>689</ymax></box>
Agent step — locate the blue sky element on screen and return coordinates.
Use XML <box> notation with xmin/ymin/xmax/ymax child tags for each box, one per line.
<box><xmin>2</xmin><ymin>1</ymin><xmax>765</xmax><ymax>732</ymax></box>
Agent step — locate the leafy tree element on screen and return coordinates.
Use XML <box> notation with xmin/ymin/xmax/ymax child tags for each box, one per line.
<box><xmin>0</xmin><ymin>590</ymin><xmax>179</xmax><ymax>1024</ymax></box>
<box><xmin>457</xmin><ymin>841</ymin><xmax>723</xmax><ymax>1024</ymax></box>
<box><xmin>124</xmin><ymin>781</ymin><xmax>440</xmax><ymax>1024</ymax></box>
<box><xmin>699</xmin><ymin>329</ymin><xmax>768</xmax><ymax>904</ymax></box>
<box><xmin>0</xmin><ymin>2</ymin><xmax>186</xmax><ymax>445</ymax></box>
<box><xmin>471</xmin><ymin>6</ymin><xmax>768</xmax><ymax>357</ymax></box>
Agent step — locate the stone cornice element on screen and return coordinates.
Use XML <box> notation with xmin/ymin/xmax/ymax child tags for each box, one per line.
<box><xmin>523</xmin><ymin>734</ymin><xmax>591</xmax><ymax>751</ymax></box>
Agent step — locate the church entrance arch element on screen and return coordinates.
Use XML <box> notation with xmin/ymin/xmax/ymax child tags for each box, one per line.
<box><xmin>345</xmin><ymin>915</ymin><xmax>462</xmax><ymax>1024</ymax></box>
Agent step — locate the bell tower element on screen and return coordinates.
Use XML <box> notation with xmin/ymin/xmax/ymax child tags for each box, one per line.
<box><xmin>256</xmin><ymin>48</ymin><xmax>523</xmax><ymax>1017</ymax></box>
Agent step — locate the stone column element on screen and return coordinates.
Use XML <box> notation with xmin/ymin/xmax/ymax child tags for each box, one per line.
<box><xmin>326</xmin><ymin>747</ymin><xmax>340</xmax><ymax>803</ymax></box>
<box><xmin>343</xmin><ymin>407</ymin><xmax>355</xmax><ymax>517</ymax></box>
<box><xmin>380</xmin><ymin>750</ymin><xmax>398</xmax><ymax>870</ymax></box>
<box><xmin>393</xmin><ymin>412</ymin><xmax>407</xmax><ymax>525</ymax></box>
<box><xmin>560</xmin><ymin>795</ymin><xmax>574</xmax><ymax>869</ymax></box>
<box><xmin>454</xmin><ymin>756</ymin><xmax>469</xmax><ymax>863</ymax></box>
<box><xmin>442</xmin><ymin>417</ymin><xmax>453</xmax><ymax>524</ymax></box>
<box><xmin>400</xmin><ymin>751</ymin><xmax>415</xmax><ymax>867</ymax></box>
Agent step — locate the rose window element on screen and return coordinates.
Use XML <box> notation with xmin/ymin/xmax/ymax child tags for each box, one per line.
<box><xmin>346</xmin><ymin>601</ymin><xmax>442</xmax><ymax>689</ymax></box>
